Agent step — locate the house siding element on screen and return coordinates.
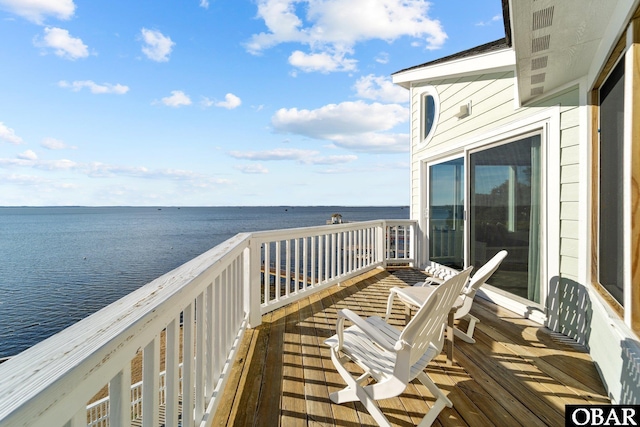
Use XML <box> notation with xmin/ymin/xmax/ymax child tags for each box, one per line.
<box><xmin>410</xmin><ymin>72</ymin><xmax>581</xmax><ymax>280</ymax></box>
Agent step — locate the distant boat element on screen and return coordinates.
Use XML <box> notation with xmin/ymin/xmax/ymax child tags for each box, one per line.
<box><xmin>327</xmin><ymin>213</ymin><xmax>344</xmax><ymax>225</ymax></box>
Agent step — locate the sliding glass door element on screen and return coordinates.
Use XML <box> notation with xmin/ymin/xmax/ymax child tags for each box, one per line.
<box><xmin>426</xmin><ymin>134</ymin><xmax>542</xmax><ymax>303</ymax></box>
<box><xmin>470</xmin><ymin>135</ymin><xmax>541</xmax><ymax>303</ymax></box>
<box><xmin>428</xmin><ymin>157</ymin><xmax>464</xmax><ymax>269</ymax></box>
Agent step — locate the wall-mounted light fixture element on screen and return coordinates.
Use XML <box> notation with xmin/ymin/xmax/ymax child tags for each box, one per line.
<box><xmin>455</xmin><ymin>100</ymin><xmax>472</xmax><ymax>119</ymax></box>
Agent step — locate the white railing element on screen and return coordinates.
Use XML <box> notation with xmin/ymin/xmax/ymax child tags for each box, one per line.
<box><xmin>86</xmin><ymin>365</ymin><xmax>183</xmax><ymax>427</ymax></box>
<box><xmin>0</xmin><ymin>220</ymin><xmax>416</xmax><ymax>427</ymax></box>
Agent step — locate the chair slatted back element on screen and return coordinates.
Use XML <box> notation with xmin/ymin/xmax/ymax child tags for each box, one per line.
<box><xmin>465</xmin><ymin>250</ymin><xmax>508</xmax><ymax>296</ymax></box>
<box><xmin>400</xmin><ymin>267</ymin><xmax>473</xmax><ymax>367</ymax></box>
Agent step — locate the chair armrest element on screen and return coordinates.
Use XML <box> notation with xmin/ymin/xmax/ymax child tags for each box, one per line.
<box><xmin>414</xmin><ymin>277</ymin><xmax>444</xmax><ymax>287</ymax></box>
<box><xmin>336</xmin><ymin>309</ymin><xmax>397</xmax><ymax>352</ymax></box>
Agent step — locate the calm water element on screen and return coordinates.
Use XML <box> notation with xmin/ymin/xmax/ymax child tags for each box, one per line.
<box><xmin>0</xmin><ymin>206</ymin><xmax>407</xmax><ymax>357</ymax></box>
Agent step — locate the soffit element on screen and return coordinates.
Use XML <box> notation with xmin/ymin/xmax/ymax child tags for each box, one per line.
<box><xmin>511</xmin><ymin>0</ymin><xmax>617</xmax><ymax>104</ymax></box>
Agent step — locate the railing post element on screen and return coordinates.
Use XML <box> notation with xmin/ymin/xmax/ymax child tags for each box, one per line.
<box><xmin>378</xmin><ymin>221</ymin><xmax>386</xmax><ymax>268</ymax></box>
<box><xmin>245</xmin><ymin>242</ymin><xmax>262</xmax><ymax>328</ymax></box>
<box><xmin>410</xmin><ymin>222</ymin><xmax>417</xmax><ymax>267</ymax></box>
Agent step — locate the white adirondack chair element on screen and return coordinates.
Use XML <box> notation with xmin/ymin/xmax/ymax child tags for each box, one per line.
<box><xmin>324</xmin><ymin>267</ymin><xmax>473</xmax><ymax>427</ymax></box>
<box><xmin>385</xmin><ymin>250</ymin><xmax>507</xmax><ymax>344</ymax></box>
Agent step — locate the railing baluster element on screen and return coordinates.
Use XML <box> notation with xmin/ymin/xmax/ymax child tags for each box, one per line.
<box><xmin>275</xmin><ymin>240</ymin><xmax>281</xmax><ymax>300</ymax></box>
<box><xmin>142</xmin><ymin>336</ymin><xmax>159</xmax><ymax>427</ymax></box>
<box><xmin>302</xmin><ymin>237</ymin><xmax>308</xmax><ymax>291</ymax></box>
<box><xmin>358</xmin><ymin>229</ymin><xmax>363</xmax><ymax>268</ymax></box>
<box><xmin>109</xmin><ymin>365</ymin><xmax>131</xmax><ymax>427</ymax></box>
<box><xmin>195</xmin><ymin>292</ymin><xmax>205</xmax><ymax>421</ymax></box>
<box><xmin>324</xmin><ymin>234</ymin><xmax>330</xmax><ymax>281</ymax></box>
<box><xmin>310</xmin><ymin>235</ymin><xmax>316</xmax><ymax>286</ymax></box>
<box><xmin>165</xmin><ymin>318</ymin><xmax>180</xmax><ymax>427</ymax></box>
<box><xmin>214</xmin><ymin>276</ymin><xmax>222</xmax><ymax>382</ymax></box>
<box><xmin>337</xmin><ymin>232</ymin><xmax>342</xmax><ymax>277</ymax></box>
<box><xmin>224</xmin><ymin>266</ymin><xmax>233</xmax><ymax>355</ymax></box>
<box><xmin>232</xmin><ymin>258</ymin><xmax>239</xmax><ymax>324</ymax></box>
<box><xmin>182</xmin><ymin>304</ymin><xmax>194</xmax><ymax>427</ymax></box>
<box><xmin>350</xmin><ymin>230</ymin><xmax>354</xmax><ymax>271</ymax></box>
<box><xmin>206</xmin><ymin>283</ymin><xmax>214</xmax><ymax>399</ymax></box>
<box><xmin>294</xmin><ymin>238</ymin><xmax>300</xmax><ymax>292</ymax></box>
<box><xmin>317</xmin><ymin>235</ymin><xmax>323</xmax><ymax>284</ymax></box>
<box><xmin>285</xmin><ymin>239</ymin><xmax>291</xmax><ymax>298</ymax></box>
<box><xmin>263</xmin><ymin>242</ymin><xmax>270</xmax><ymax>305</ymax></box>
<box><xmin>331</xmin><ymin>233</ymin><xmax>336</xmax><ymax>279</ymax></box>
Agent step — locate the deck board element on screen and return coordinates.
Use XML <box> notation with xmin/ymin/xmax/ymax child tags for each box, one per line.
<box><xmin>215</xmin><ymin>267</ymin><xmax>609</xmax><ymax>426</ymax></box>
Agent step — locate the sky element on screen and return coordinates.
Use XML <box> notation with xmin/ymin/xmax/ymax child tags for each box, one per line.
<box><xmin>0</xmin><ymin>0</ymin><xmax>505</xmax><ymax>207</ymax></box>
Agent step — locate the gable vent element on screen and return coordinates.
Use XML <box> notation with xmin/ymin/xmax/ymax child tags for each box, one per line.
<box><xmin>532</xmin><ymin>35</ymin><xmax>551</xmax><ymax>53</ymax></box>
<box><xmin>531</xmin><ymin>73</ymin><xmax>546</xmax><ymax>84</ymax></box>
<box><xmin>533</xmin><ymin>7</ymin><xmax>554</xmax><ymax>30</ymax></box>
<box><xmin>531</xmin><ymin>56</ymin><xmax>548</xmax><ymax>70</ymax></box>
<box><xmin>531</xmin><ymin>87</ymin><xmax>544</xmax><ymax>96</ymax></box>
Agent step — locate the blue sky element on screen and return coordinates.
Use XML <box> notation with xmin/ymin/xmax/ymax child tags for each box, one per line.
<box><xmin>0</xmin><ymin>0</ymin><xmax>504</xmax><ymax>206</ymax></box>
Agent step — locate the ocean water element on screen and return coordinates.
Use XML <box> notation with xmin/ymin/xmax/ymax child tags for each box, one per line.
<box><xmin>0</xmin><ymin>206</ymin><xmax>408</xmax><ymax>358</ymax></box>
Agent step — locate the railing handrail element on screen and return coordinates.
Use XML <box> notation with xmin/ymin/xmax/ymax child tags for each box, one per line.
<box><xmin>0</xmin><ymin>220</ymin><xmax>417</xmax><ymax>427</ymax></box>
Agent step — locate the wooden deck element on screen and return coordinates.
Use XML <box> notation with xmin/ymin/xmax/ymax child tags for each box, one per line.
<box><xmin>214</xmin><ymin>267</ymin><xmax>610</xmax><ymax>426</ymax></box>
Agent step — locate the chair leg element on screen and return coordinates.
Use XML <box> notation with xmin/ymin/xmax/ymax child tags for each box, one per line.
<box><xmin>328</xmin><ymin>347</ymin><xmax>397</xmax><ymax>426</ymax></box>
<box><xmin>384</xmin><ymin>290</ymin><xmax>396</xmax><ymax>321</ymax></box>
<box><xmin>328</xmin><ymin>349</ymin><xmax>371</xmax><ymax>404</ymax></box>
<box><xmin>415</xmin><ymin>371</ymin><xmax>453</xmax><ymax>426</ymax></box>
<box><xmin>453</xmin><ymin>314</ymin><xmax>479</xmax><ymax>344</ymax></box>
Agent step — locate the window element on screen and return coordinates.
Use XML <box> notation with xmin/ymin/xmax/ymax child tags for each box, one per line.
<box><xmin>598</xmin><ymin>57</ymin><xmax>625</xmax><ymax>306</ymax></box>
<box><xmin>420</xmin><ymin>88</ymin><xmax>439</xmax><ymax>142</ymax></box>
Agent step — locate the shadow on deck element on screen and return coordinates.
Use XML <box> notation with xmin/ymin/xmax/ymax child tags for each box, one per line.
<box><xmin>214</xmin><ymin>267</ymin><xmax>609</xmax><ymax>426</ymax></box>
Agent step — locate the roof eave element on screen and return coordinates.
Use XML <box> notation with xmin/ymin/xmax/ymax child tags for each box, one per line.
<box><xmin>392</xmin><ymin>47</ymin><xmax>516</xmax><ymax>89</ymax></box>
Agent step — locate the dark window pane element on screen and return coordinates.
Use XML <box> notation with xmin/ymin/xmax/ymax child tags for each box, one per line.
<box><xmin>598</xmin><ymin>58</ymin><xmax>625</xmax><ymax>305</ymax></box>
<box><xmin>424</xmin><ymin>95</ymin><xmax>435</xmax><ymax>139</ymax></box>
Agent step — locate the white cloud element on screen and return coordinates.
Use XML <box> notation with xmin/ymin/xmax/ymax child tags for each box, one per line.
<box><xmin>58</xmin><ymin>80</ymin><xmax>129</xmax><ymax>94</ymax></box>
<box><xmin>140</xmin><ymin>28</ymin><xmax>175</xmax><ymax>62</ymax></box>
<box><xmin>229</xmin><ymin>148</ymin><xmax>318</xmax><ymax>161</ymax></box>
<box><xmin>246</xmin><ymin>0</ymin><xmax>447</xmax><ymax>71</ymax></box>
<box><xmin>200</xmin><ymin>97</ymin><xmax>214</xmax><ymax>107</ymax></box>
<box><xmin>235</xmin><ymin>164</ymin><xmax>269</xmax><ymax>174</ymax></box>
<box><xmin>2</xmin><ymin>173</ymin><xmax>51</xmax><ymax>185</ymax></box>
<box><xmin>0</xmin><ymin>154</ymin><xmax>231</xmax><ymax>187</ymax></box>
<box><xmin>216</xmin><ymin>93</ymin><xmax>242</xmax><ymax>109</ymax></box>
<box><xmin>17</xmin><ymin>149</ymin><xmax>38</xmax><ymax>160</ymax></box>
<box><xmin>288</xmin><ymin>50</ymin><xmax>357</xmax><ymax>73</ymax></box>
<box><xmin>476</xmin><ymin>14</ymin><xmax>502</xmax><ymax>27</ymax></box>
<box><xmin>229</xmin><ymin>148</ymin><xmax>357</xmax><ymax>165</ymax></box>
<box><xmin>0</xmin><ymin>122</ymin><xmax>24</xmax><ymax>145</ymax></box>
<box><xmin>353</xmin><ymin>74</ymin><xmax>408</xmax><ymax>103</ymax></box>
<box><xmin>329</xmin><ymin>132</ymin><xmax>408</xmax><ymax>152</ymax></box>
<box><xmin>272</xmin><ymin>101</ymin><xmax>407</xmax><ymax>137</ymax></box>
<box><xmin>303</xmin><ymin>154</ymin><xmax>357</xmax><ymax>165</ymax></box>
<box><xmin>375</xmin><ymin>52</ymin><xmax>389</xmax><ymax>64</ymax></box>
<box><xmin>0</xmin><ymin>0</ymin><xmax>75</xmax><ymax>24</ymax></box>
<box><xmin>34</xmin><ymin>27</ymin><xmax>88</xmax><ymax>60</ymax></box>
<box><xmin>199</xmin><ymin>0</ymin><xmax>209</xmax><ymax>8</ymax></box>
<box><xmin>159</xmin><ymin>90</ymin><xmax>192</xmax><ymax>107</ymax></box>
<box><xmin>41</xmin><ymin>137</ymin><xmax>76</xmax><ymax>150</ymax></box>
<box><xmin>271</xmin><ymin>101</ymin><xmax>409</xmax><ymax>152</ymax></box>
